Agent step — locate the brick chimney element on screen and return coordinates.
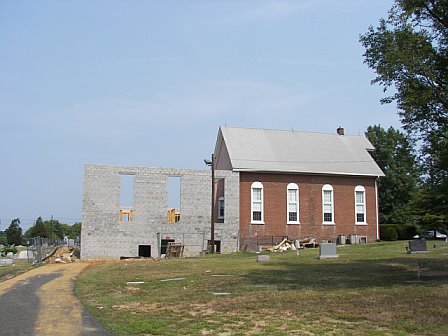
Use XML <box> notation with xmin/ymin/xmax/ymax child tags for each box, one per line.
<box><xmin>337</xmin><ymin>126</ymin><xmax>344</xmax><ymax>136</ymax></box>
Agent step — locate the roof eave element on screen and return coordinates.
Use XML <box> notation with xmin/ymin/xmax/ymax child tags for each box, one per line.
<box><xmin>232</xmin><ymin>168</ymin><xmax>385</xmax><ymax>177</ymax></box>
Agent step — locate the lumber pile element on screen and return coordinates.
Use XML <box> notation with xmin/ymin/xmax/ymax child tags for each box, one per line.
<box><xmin>45</xmin><ymin>247</ymin><xmax>79</xmax><ymax>264</ymax></box>
<box><xmin>266</xmin><ymin>237</ymin><xmax>319</xmax><ymax>252</ymax></box>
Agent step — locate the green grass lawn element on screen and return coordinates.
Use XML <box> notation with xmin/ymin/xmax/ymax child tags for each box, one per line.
<box><xmin>0</xmin><ymin>259</ymin><xmax>36</xmax><ymax>281</ymax></box>
<box><xmin>76</xmin><ymin>241</ymin><xmax>448</xmax><ymax>336</ymax></box>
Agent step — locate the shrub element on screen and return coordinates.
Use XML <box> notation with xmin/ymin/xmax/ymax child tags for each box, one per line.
<box><xmin>383</xmin><ymin>227</ymin><xmax>398</xmax><ymax>241</ymax></box>
<box><xmin>380</xmin><ymin>224</ymin><xmax>418</xmax><ymax>240</ymax></box>
<box><xmin>0</xmin><ymin>246</ymin><xmax>18</xmax><ymax>257</ymax></box>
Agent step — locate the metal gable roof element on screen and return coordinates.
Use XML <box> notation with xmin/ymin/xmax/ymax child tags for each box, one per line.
<box><xmin>218</xmin><ymin>126</ymin><xmax>384</xmax><ymax>177</ymax></box>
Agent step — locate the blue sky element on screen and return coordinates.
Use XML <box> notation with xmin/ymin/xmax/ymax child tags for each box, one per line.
<box><xmin>0</xmin><ymin>0</ymin><xmax>399</xmax><ymax>231</ymax></box>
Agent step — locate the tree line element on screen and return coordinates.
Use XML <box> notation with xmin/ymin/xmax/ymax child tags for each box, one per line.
<box><xmin>362</xmin><ymin>0</ymin><xmax>448</xmax><ymax>235</ymax></box>
<box><xmin>0</xmin><ymin>217</ymin><xmax>81</xmax><ymax>246</ymax></box>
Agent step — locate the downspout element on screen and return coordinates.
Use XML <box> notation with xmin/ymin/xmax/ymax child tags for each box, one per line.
<box><xmin>375</xmin><ymin>177</ymin><xmax>379</xmax><ymax>241</ymax></box>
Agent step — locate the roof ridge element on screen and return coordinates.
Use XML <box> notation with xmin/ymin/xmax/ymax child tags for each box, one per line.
<box><xmin>220</xmin><ymin>125</ymin><xmax>364</xmax><ymax>137</ymax></box>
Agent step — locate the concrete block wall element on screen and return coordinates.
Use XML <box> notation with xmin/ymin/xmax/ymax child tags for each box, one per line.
<box><xmin>81</xmin><ymin>165</ymin><xmax>239</xmax><ymax>259</ymax></box>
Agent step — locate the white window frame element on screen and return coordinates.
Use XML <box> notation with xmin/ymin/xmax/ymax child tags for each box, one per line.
<box><xmin>251</xmin><ymin>181</ymin><xmax>264</xmax><ymax>224</ymax></box>
<box><xmin>217</xmin><ymin>196</ymin><xmax>225</xmax><ymax>219</ymax></box>
<box><xmin>355</xmin><ymin>185</ymin><xmax>367</xmax><ymax>225</ymax></box>
<box><xmin>322</xmin><ymin>184</ymin><xmax>334</xmax><ymax>225</ymax></box>
<box><xmin>287</xmin><ymin>183</ymin><xmax>299</xmax><ymax>224</ymax></box>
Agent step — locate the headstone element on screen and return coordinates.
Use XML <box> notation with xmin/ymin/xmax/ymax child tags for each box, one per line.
<box><xmin>16</xmin><ymin>250</ymin><xmax>33</xmax><ymax>260</ymax></box>
<box><xmin>67</xmin><ymin>239</ymin><xmax>75</xmax><ymax>248</ymax></box>
<box><xmin>319</xmin><ymin>243</ymin><xmax>338</xmax><ymax>259</ymax></box>
<box><xmin>256</xmin><ymin>255</ymin><xmax>270</xmax><ymax>262</ymax></box>
<box><xmin>0</xmin><ymin>259</ymin><xmax>14</xmax><ymax>265</ymax></box>
<box><xmin>408</xmin><ymin>238</ymin><xmax>427</xmax><ymax>253</ymax></box>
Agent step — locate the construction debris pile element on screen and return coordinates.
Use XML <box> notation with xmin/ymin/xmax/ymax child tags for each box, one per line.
<box><xmin>45</xmin><ymin>246</ymin><xmax>79</xmax><ymax>264</ymax></box>
<box><xmin>266</xmin><ymin>237</ymin><xmax>319</xmax><ymax>252</ymax></box>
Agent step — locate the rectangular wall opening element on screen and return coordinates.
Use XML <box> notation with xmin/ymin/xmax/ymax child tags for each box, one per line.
<box><xmin>120</xmin><ymin>173</ymin><xmax>135</xmax><ymax>221</ymax></box>
<box><xmin>160</xmin><ymin>239</ymin><xmax>175</xmax><ymax>255</ymax></box>
<box><xmin>207</xmin><ymin>240</ymin><xmax>221</xmax><ymax>253</ymax></box>
<box><xmin>167</xmin><ymin>176</ymin><xmax>181</xmax><ymax>222</ymax></box>
<box><xmin>120</xmin><ymin>173</ymin><xmax>134</xmax><ymax>208</ymax></box>
<box><xmin>138</xmin><ymin>245</ymin><xmax>151</xmax><ymax>258</ymax></box>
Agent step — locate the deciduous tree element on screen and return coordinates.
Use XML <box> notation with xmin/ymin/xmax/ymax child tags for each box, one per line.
<box><xmin>360</xmin><ymin>0</ymin><xmax>448</xmax><ymax>228</ymax></box>
<box><xmin>366</xmin><ymin>125</ymin><xmax>420</xmax><ymax>224</ymax></box>
<box><xmin>6</xmin><ymin>218</ymin><xmax>23</xmax><ymax>246</ymax></box>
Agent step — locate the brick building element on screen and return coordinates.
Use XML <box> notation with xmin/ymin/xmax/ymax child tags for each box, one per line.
<box><xmin>214</xmin><ymin>126</ymin><xmax>384</xmax><ymax>250</ymax></box>
<box><xmin>81</xmin><ymin>126</ymin><xmax>384</xmax><ymax>259</ymax></box>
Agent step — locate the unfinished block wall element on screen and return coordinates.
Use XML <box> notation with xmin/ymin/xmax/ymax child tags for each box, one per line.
<box><xmin>81</xmin><ymin>165</ymin><xmax>239</xmax><ymax>259</ymax></box>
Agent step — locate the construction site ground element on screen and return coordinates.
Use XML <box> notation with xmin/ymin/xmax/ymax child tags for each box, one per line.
<box><xmin>0</xmin><ymin>261</ymin><xmax>114</xmax><ymax>336</ymax></box>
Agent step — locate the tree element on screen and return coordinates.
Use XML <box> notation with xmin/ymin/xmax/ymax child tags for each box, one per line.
<box><xmin>366</xmin><ymin>125</ymin><xmax>420</xmax><ymax>224</ymax></box>
<box><xmin>61</xmin><ymin>222</ymin><xmax>81</xmax><ymax>239</ymax></box>
<box><xmin>6</xmin><ymin>218</ymin><xmax>23</xmax><ymax>246</ymax></box>
<box><xmin>25</xmin><ymin>216</ymin><xmax>48</xmax><ymax>238</ymax></box>
<box><xmin>360</xmin><ymin>0</ymin><xmax>448</xmax><ymax>228</ymax></box>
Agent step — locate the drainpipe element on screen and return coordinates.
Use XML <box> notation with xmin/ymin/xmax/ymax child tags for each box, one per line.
<box><xmin>375</xmin><ymin>177</ymin><xmax>379</xmax><ymax>241</ymax></box>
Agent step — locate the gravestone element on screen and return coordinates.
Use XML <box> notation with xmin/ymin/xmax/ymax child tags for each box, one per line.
<box><xmin>16</xmin><ymin>250</ymin><xmax>33</xmax><ymax>260</ymax></box>
<box><xmin>319</xmin><ymin>243</ymin><xmax>338</xmax><ymax>259</ymax></box>
<box><xmin>0</xmin><ymin>259</ymin><xmax>14</xmax><ymax>265</ymax></box>
<box><xmin>256</xmin><ymin>255</ymin><xmax>270</xmax><ymax>263</ymax></box>
<box><xmin>408</xmin><ymin>238</ymin><xmax>427</xmax><ymax>253</ymax></box>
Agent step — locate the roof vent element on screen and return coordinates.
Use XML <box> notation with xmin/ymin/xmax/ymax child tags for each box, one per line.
<box><xmin>337</xmin><ymin>127</ymin><xmax>345</xmax><ymax>136</ymax></box>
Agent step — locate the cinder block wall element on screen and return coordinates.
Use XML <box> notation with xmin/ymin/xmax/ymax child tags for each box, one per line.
<box><xmin>239</xmin><ymin>172</ymin><xmax>378</xmax><ymax>250</ymax></box>
<box><xmin>81</xmin><ymin>165</ymin><xmax>239</xmax><ymax>259</ymax></box>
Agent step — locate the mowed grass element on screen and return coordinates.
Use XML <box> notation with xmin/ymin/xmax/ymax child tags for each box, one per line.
<box><xmin>0</xmin><ymin>259</ymin><xmax>36</xmax><ymax>281</ymax></box>
<box><xmin>75</xmin><ymin>241</ymin><xmax>448</xmax><ymax>336</ymax></box>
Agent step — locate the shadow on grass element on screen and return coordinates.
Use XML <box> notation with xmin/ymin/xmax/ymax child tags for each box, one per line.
<box><xmin>242</xmin><ymin>255</ymin><xmax>448</xmax><ymax>290</ymax></box>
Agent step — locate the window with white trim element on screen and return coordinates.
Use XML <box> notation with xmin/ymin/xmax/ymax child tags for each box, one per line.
<box><xmin>322</xmin><ymin>184</ymin><xmax>334</xmax><ymax>224</ymax></box>
<box><xmin>251</xmin><ymin>182</ymin><xmax>264</xmax><ymax>223</ymax></box>
<box><xmin>287</xmin><ymin>183</ymin><xmax>299</xmax><ymax>224</ymax></box>
<box><xmin>355</xmin><ymin>185</ymin><xmax>366</xmax><ymax>224</ymax></box>
<box><xmin>218</xmin><ymin>197</ymin><xmax>225</xmax><ymax>219</ymax></box>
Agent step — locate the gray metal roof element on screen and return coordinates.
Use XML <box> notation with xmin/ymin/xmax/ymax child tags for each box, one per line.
<box><xmin>219</xmin><ymin>126</ymin><xmax>384</xmax><ymax>177</ymax></box>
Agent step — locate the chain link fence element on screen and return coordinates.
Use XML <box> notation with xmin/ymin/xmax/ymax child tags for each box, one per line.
<box><xmin>26</xmin><ymin>237</ymin><xmax>79</xmax><ymax>264</ymax></box>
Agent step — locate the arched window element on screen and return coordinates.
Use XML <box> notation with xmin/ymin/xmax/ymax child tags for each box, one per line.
<box><xmin>287</xmin><ymin>183</ymin><xmax>299</xmax><ymax>224</ymax></box>
<box><xmin>251</xmin><ymin>182</ymin><xmax>264</xmax><ymax>223</ymax></box>
<box><xmin>355</xmin><ymin>185</ymin><xmax>366</xmax><ymax>224</ymax></box>
<box><xmin>322</xmin><ymin>184</ymin><xmax>334</xmax><ymax>224</ymax></box>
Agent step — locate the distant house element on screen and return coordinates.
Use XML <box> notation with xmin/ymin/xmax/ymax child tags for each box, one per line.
<box><xmin>81</xmin><ymin>126</ymin><xmax>384</xmax><ymax>259</ymax></box>
<box><xmin>213</xmin><ymin>126</ymin><xmax>384</xmax><ymax>250</ymax></box>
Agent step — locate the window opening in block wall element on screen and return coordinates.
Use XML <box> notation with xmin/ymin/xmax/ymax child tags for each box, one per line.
<box><xmin>119</xmin><ymin>173</ymin><xmax>135</xmax><ymax>222</ymax></box>
<box><xmin>167</xmin><ymin>176</ymin><xmax>181</xmax><ymax>223</ymax></box>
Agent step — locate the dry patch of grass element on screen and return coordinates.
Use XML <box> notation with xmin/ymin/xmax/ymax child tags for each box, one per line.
<box><xmin>76</xmin><ymin>242</ymin><xmax>448</xmax><ymax>335</ymax></box>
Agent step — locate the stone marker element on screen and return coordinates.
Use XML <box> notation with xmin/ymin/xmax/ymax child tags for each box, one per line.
<box><xmin>408</xmin><ymin>238</ymin><xmax>427</xmax><ymax>253</ymax></box>
<box><xmin>257</xmin><ymin>255</ymin><xmax>270</xmax><ymax>262</ymax></box>
<box><xmin>319</xmin><ymin>243</ymin><xmax>338</xmax><ymax>259</ymax></box>
<box><xmin>0</xmin><ymin>259</ymin><xmax>14</xmax><ymax>265</ymax></box>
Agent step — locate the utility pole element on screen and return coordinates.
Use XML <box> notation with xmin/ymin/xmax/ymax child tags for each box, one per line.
<box><xmin>204</xmin><ymin>154</ymin><xmax>215</xmax><ymax>253</ymax></box>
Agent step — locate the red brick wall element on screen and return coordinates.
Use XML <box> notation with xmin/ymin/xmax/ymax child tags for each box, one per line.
<box><xmin>239</xmin><ymin>172</ymin><xmax>378</xmax><ymax>249</ymax></box>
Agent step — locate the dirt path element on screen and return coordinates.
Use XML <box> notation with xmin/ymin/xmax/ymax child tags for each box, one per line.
<box><xmin>0</xmin><ymin>262</ymin><xmax>114</xmax><ymax>336</ymax></box>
